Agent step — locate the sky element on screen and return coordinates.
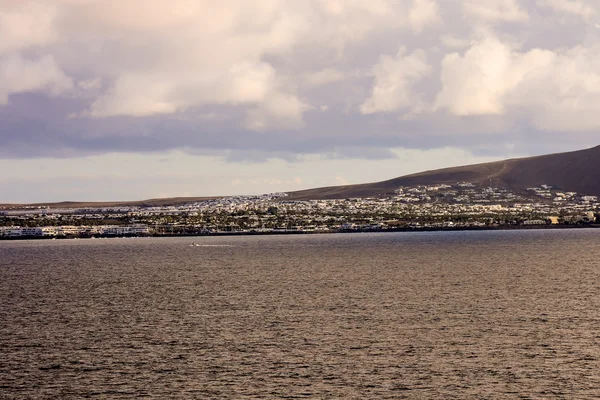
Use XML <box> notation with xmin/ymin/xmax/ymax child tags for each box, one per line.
<box><xmin>2</xmin><ymin>0</ymin><xmax>600</xmax><ymax>203</ymax></box>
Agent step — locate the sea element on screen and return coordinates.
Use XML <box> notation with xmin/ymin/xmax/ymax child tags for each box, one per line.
<box><xmin>1</xmin><ymin>229</ymin><xmax>600</xmax><ymax>399</ymax></box>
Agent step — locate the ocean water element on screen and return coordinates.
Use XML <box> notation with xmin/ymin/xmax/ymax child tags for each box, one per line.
<box><xmin>1</xmin><ymin>230</ymin><xmax>600</xmax><ymax>399</ymax></box>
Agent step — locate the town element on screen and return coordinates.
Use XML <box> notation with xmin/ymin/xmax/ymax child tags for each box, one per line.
<box><xmin>1</xmin><ymin>182</ymin><xmax>599</xmax><ymax>239</ymax></box>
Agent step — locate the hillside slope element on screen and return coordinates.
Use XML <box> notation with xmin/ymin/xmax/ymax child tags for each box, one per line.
<box><xmin>0</xmin><ymin>197</ymin><xmax>220</xmax><ymax>210</ymax></box>
<box><xmin>285</xmin><ymin>145</ymin><xmax>600</xmax><ymax>200</ymax></box>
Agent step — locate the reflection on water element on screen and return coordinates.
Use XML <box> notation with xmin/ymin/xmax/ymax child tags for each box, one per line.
<box><xmin>2</xmin><ymin>230</ymin><xmax>600</xmax><ymax>398</ymax></box>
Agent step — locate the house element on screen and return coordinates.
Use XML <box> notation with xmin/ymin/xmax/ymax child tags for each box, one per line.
<box><xmin>58</xmin><ymin>226</ymin><xmax>80</xmax><ymax>236</ymax></box>
<box><xmin>523</xmin><ymin>219</ymin><xmax>547</xmax><ymax>225</ymax></box>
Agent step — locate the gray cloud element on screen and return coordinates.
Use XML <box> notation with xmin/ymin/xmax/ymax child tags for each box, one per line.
<box><xmin>1</xmin><ymin>0</ymin><xmax>600</xmax><ymax>165</ymax></box>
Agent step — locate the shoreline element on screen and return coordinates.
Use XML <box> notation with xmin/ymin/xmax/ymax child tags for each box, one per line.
<box><xmin>1</xmin><ymin>223</ymin><xmax>598</xmax><ymax>241</ymax></box>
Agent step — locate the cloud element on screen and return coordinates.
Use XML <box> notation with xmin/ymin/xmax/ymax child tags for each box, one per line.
<box><xmin>324</xmin><ymin>146</ymin><xmax>399</xmax><ymax>160</ymax></box>
<box><xmin>244</xmin><ymin>93</ymin><xmax>309</xmax><ymax>131</ymax></box>
<box><xmin>433</xmin><ymin>35</ymin><xmax>600</xmax><ymax>131</ymax></box>
<box><xmin>54</xmin><ymin>0</ymin><xmax>310</xmax><ymax>130</ymax></box>
<box><xmin>440</xmin><ymin>35</ymin><xmax>472</xmax><ymax>49</ymax></box>
<box><xmin>409</xmin><ymin>0</ymin><xmax>441</xmax><ymax>33</ymax></box>
<box><xmin>360</xmin><ymin>48</ymin><xmax>432</xmax><ymax>115</ymax></box>
<box><xmin>0</xmin><ymin>54</ymin><xmax>73</xmax><ymax>104</ymax></box>
<box><xmin>85</xmin><ymin>60</ymin><xmax>280</xmax><ymax>118</ymax></box>
<box><xmin>516</xmin><ymin>44</ymin><xmax>600</xmax><ymax>131</ymax></box>
<box><xmin>0</xmin><ymin>0</ymin><xmax>439</xmax><ymax>128</ymax></box>
<box><xmin>463</xmin><ymin>0</ymin><xmax>529</xmax><ymax>22</ymax></box>
<box><xmin>0</xmin><ymin>1</ymin><xmax>58</xmax><ymax>53</ymax></box>
<box><xmin>317</xmin><ymin>0</ymin><xmax>407</xmax><ymax>45</ymax></box>
<box><xmin>537</xmin><ymin>0</ymin><xmax>597</xmax><ymax>19</ymax></box>
<box><xmin>2</xmin><ymin>0</ymin><xmax>600</xmax><ymax>168</ymax></box>
<box><xmin>434</xmin><ymin>37</ymin><xmax>554</xmax><ymax>116</ymax></box>
<box><xmin>304</xmin><ymin>68</ymin><xmax>349</xmax><ymax>87</ymax></box>
<box><xmin>77</xmin><ymin>78</ymin><xmax>102</xmax><ymax>90</ymax></box>
<box><xmin>52</xmin><ymin>0</ymin><xmax>443</xmax><ymax>130</ymax></box>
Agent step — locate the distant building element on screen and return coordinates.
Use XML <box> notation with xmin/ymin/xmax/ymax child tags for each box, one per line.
<box><xmin>584</xmin><ymin>211</ymin><xmax>596</xmax><ymax>222</ymax></box>
<box><xmin>1</xmin><ymin>227</ymin><xmax>23</xmax><ymax>237</ymax></box>
<box><xmin>523</xmin><ymin>219</ymin><xmax>547</xmax><ymax>225</ymax></box>
<box><xmin>58</xmin><ymin>226</ymin><xmax>80</xmax><ymax>236</ymax></box>
<box><xmin>101</xmin><ymin>224</ymin><xmax>150</xmax><ymax>235</ymax></box>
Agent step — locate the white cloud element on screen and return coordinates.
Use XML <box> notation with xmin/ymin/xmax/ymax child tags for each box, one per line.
<box><xmin>88</xmin><ymin>78</ymin><xmax>178</xmax><ymax>117</ymax></box>
<box><xmin>434</xmin><ymin>36</ymin><xmax>600</xmax><ymax>131</ymax></box>
<box><xmin>361</xmin><ymin>48</ymin><xmax>432</xmax><ymax>115</ymax></box>
<box><xmin>57</xmin><ymin>0</ymin><xmax>434</xmax><ymax>129</ymax></box>
<box><xmin>3</xmin><ymin>0</ymin><xmax>600</xmax><ymax>155</ymax></box>
<box><xmin>0</xmin><ymin>54</ymin><xmax>73</xmax><ymax>104</ymax></box>
<box><xmin>87</xmin><ymin>60</ymin><xmax>281</xmax><ymax>118</ymax></box>
<box><xmin>537</xmin><ymin>0</ymin><xmax>597</xmax><ymax>19</ymax></box>
<box><xmin>77</xmin><ymin>78</ymin><xmax>102</xmax><ymax>90</ymax></box>
<box><xmin>409</xmin><ymin>0</ymin><xmax>441</xmax><ymax>33</ymax></box>
<box><xmin>54</xmin><ymin>0</ymin><xmax>310</xmax><ymax>128</ymax></box>
<box><xmin>435</xmin><ymin>37</ymin><xmax>554</xmax><ymax>116</ymax></box>
<box><xmin>0</xmin><ymin>0</ymin><xmax>439</xmax><ymax>130</ymax></box>
<box><xmin>304</xmin><ymin>68</ymin><xmax>348</xmax><ymax>87</ymax></box>
<box><xmin>463</xmin><ymin>0</ymin><xmax>529</xmax><ymax>22</ymax></box>
<box><xmin>0</xmin><ymin>2</ymin><xmax>58</xmax><ymax>53</ymax></box>
<box><xmin>440</xmin><ymin>35</ymin><xmax>472</xmax><ymax>49</ymax></box>
<box><xmin>69</xmin><ymin>0</ymin><xmax>438</xmax><ymax>129</ymax></box>
<box><xmin>244</xmin><ymin>93</ymin><xmax>309</xmax><ymax>131</ymax></box>
<box><xmin>516</xmin><ymin>44</ymin><xmax>600</xmax><ymax>131</ymax></box>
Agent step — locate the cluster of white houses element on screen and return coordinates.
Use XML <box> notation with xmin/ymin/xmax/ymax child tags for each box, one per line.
<box><xmin>0</xmin><ymin>224</ymin><xmax>150</xmax><ymax>238</ymax></box>
<box><xmin>2</xmin><ymin>184</ymin><xmax>600</xmax><ymax>238</ymax></box>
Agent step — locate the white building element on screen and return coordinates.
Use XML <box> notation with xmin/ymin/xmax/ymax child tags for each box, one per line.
<box><xmin>58</xmin><ymin>226</ymin><xmax>80</xmax><ymax>235</ymax></box>
<box><xmin>129</xmin><ymin>224</ymin><xmax>150</xmax><ymax>234</ymax></box>
<box><xmin>523</xmin><ymin>219</ymin><xmax>547</xmax><ymax>225</ymax></box>
<box><xmin>1</xmin><ymin>227</ymin><xmax>23</xmax><ymax>237</ymax></box>
<box><xmin>100</xmin><ymin>224</ymin><xmax>150</xmax><ymax>235</ymax></box>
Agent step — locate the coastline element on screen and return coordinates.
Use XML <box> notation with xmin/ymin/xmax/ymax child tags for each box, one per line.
<box><xmin>1</xmin><ymin>223</ymin><xmax>598</xmax><ymax>241</ymax></box>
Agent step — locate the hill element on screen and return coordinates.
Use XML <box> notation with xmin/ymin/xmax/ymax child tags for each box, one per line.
<box><xmin>0</xmin><ymin>196</ymin><xmax>220</xmax><ymax>210</ymax></box>
<box><xmin>284</xmin><ymin>145</ymin><xmax>600</xmax><ymax>200</ymax></box>
<box><xmin>3</xmin><ymin>145</ymin><xmax>600</xmax><ymax>207</ymax></box>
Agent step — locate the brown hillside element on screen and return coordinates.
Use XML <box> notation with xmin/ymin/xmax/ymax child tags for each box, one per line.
<box><xmin>4</xmin><ymin>146</ymin><xmax>600</xmax><ymax>206</ymax></box>
<box><xmin>0</xmin><ymin>196</ymin><xmax>220</xmax><ymax>210</ymax></box>
<box><xmin>285</xmin><ymin>145</ymin><xmax>600</xmax><ymax>200</ymax></box>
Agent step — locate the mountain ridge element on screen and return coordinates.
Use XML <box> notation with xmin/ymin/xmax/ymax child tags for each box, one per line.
<box><xmin>0</xmin><ymin>197</ymin><xmax>220</xmax><ymax>210</ymax></box>
<box><xmin>3</xmin><ymin>145</ymin><xmax>600</xmax><ymax>207</ymax></box>
<box><xmin>283</xmin><ymin>145</ymin><xmax>600</xmax><ymax>200</ymax></box>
